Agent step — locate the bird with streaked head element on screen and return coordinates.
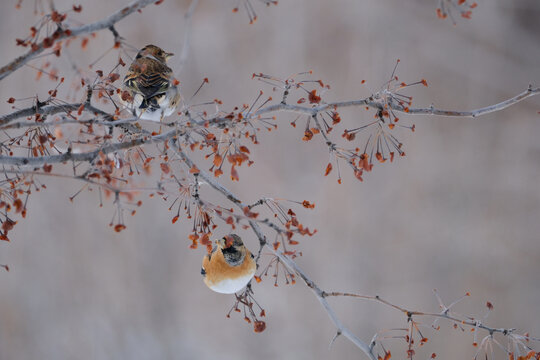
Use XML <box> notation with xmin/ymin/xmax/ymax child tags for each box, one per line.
<box><xmin>120</xmin><ymin>44</ymin><xmax>181</xmax><ymax>121</ymax></box>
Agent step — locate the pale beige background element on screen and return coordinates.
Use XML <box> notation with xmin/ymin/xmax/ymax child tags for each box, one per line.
<box><xmin>0</xmin><ymin>0</ymin><xmax>539</xmax><ymax>359</ymax></box>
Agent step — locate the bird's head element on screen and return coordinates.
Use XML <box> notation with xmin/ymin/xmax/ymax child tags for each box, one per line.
<box><xmin>138</xmin><ymin>44</ymin><xmax>174</xmax><ymax>62</ymax></box>
<box><xmin>216</xmin><ymin>234</ymin><xmax>244</xmax><ymax>250</ymax></box>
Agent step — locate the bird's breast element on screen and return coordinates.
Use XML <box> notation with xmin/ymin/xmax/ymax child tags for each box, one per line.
<box><xmin>205</xmin><ymin>271</ymin><xmax>255</xmax><ymax>294</ymax></box>
<box><xmin>202</xmin><ymin>250</ymin><xmax>256</xmax><ymax>294</ymax></box>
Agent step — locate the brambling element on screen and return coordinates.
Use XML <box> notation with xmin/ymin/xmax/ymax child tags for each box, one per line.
<box><xmin>120</xmin><ymin>44</ymin><xmax>181</xmax><ymax>121</ymax></box>
<box><xmin>201</xmin><ymin>234</ymin><xmax>256</xmax><ymax>294</ymax></box>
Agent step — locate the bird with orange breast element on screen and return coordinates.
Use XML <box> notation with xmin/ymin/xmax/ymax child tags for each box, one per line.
<box><xmin>201</xmin><ymin>234</ymin><xmax>256</xmax><ymax>294</ymax></box>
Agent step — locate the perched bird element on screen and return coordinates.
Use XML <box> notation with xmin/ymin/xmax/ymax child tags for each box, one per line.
<box><xmin>201</xmin><ymin>234</ymin><xmax>256</xmax><ymax>294</ymax></box>
<box><xmin>120</xmin><ymin>44</ymin><xmax>181</xmax><ymax>121</ymax></box>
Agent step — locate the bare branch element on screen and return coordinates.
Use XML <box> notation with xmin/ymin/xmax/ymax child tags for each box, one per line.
<box><xmin>172</xmin><ymin>142</ymin><xmax>377</xmax><ymax>360</ymax></box>
<box><xmin>0</xmin><ymin>2</ymin><xmax>537</xmax><ymax>358</ymax></box>
<box><xmin>0</xmin><ymin>128</ymin><xmax>181</xmax><ymax>166</ymax></box>
<box><xmin>0</xmin><ymin>0</ymin><xmax>159</xmax><ymax>81</ymax></box>
<box><xmin>323</xmin><ymin>292</ymin><xmax>517</xmax><ymax>337</ymax></box>
<box><xmin>2</xmin><ymin>84</ymin><xmax>536</xmax><ymax>177</ymax></box>
<box><xmin>268</xmin><ymin>248</ymin><xmax>378</xmax><ymax>359</ymax></box>
<box><xmin>252</xmin><ymin>87</ymin><xmax>540</xmax><ymax>119</ymax></box>
<box><xmin>177</xmin><ymin>0</ymin><xmax>199</xmax><ymax>74</ymax></box>
<box><xmin>170</xmin><ymin>138</ymin><xmax>539</xmax><ymax>359</ymax></box>
<box><xmin>0</xmin><ymin>116</ymin><xmax>141</xmax><ymax>130</ymax></box>
<box><xmin>404</xmin><ymin>86</ymin><xmax>540</xmax><ymax>117</ymax></box>
<box><xmin>0</xmin><ymin>102</ymin><xmax>112</xmax><ymax>126</ymax></box>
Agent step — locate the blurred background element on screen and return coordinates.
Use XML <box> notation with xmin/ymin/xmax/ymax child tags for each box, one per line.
<box><xmin>1</xmin><ymin>0</ymin><xmax>539</xmax><ymax>359</ymax></box>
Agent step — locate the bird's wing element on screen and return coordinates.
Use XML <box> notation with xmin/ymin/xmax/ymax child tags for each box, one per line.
<box><xmin>123</xmin><ymin>58</ymin><xmax>173</xmax><ymax>99</ymax></box>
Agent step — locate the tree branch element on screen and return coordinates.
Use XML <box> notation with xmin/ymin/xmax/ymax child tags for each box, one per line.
<box><xmin>170</xmin><ymin>139</ymin><xmax>538</xmax><ymax>359</ymax></box>
<box><xmin>323</xmin><ymin>292</ymin><xmax>517</xmax><ymax>337</ymax></box>
<box><xmin>0</xmin><ymin>0</ymin><xmax>158</xmax><ymax>82</ymax></box>
<box><xmin>0</xmin><ymin>127</ymin><xmax>182</xmax><ymax>166</ymax></box>
<box><xmin>251</xmin><ymin>87</ymin><xmax>540</xmax><ymax>119</ymax></box>
<box><xmin>404</xmin><ymin>86</ymin><xmax>540</xmax><ymax>117</ymax></box>
<box><xmin>177</xmin><ymin>0</ymin><xmax>199</xmax><ymax>74</ymax></box>
<box><xmin>172</xmin><ymin>142</ymin><xmax>377</xmax><ymax>360</ymax></box>
<box><xmin>266</xmin><ymin>245</ymin><xmax>376</xmax><ymax>359</ymax></box>
<box><xmin>0</xmin><ymin>102</ymin><xmax>112</xmax><ymax>126</ymax></box>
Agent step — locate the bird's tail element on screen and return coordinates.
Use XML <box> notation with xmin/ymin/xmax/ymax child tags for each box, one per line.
<box><xmin>139</xmin><ymin>96</ymin><xmax>160</xmax><ymax>111</ymax></box>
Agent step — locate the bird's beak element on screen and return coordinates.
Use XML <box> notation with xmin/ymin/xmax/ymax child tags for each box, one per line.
<box><xmin>165</xmin><ymin>52</ymin><xmax>174</xmax><ymax>59</ymax></box>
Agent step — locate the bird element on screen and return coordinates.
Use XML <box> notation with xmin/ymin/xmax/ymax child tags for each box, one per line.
<box><xmin>120</xmin><ymin>44</ymin><xmax>181</xmax><ymax>121</ymax></box>
<box><xmin>201</xmin><ymin>234</ymin><xmax>256</xmax><ymax>294</ymax></box>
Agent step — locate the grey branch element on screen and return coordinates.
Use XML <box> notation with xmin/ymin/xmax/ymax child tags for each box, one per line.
<box><xmin>1</xmin><ymin>85</ymin><xmax>538</xmax><ymax>167</ymax></box>
<box><xmin>0</xmin><ymin>128</ymin><xmax>181</xmax><ymax>166</ymax></box>
<box><xmin>0</xmin><ymin>81</ymin><xmax>534</xmax><ymax>357</ymax></box>
<box><xmin>172</xmin><ymin>142</ymin><xmax>532</xmax><ymax>359</ymax></box>
<box><xmin>252</xmin><ymin>87</ymin><xmax>540</xmax><ymax>118</ymax></box>
<box><xmin>0</xmin><ymin>102</ymin><xmax>112</xmax><ymax>126</ymax></box>
<box><xmin>177</xmin><ymin>0</ymin><xmax>199</xmax><ymax>74</ymax></box>
<box><xmin>0</xmin><ymin>0</ymin><xmax>158</xmax><ymax>82</ymax></box>
<box><xmin>405</xmin><ymin>86</ymin><xmax>540</xmax><ymax>117</ymax></box>
<box><xmin>322</xmin><ymin>292</ymin><xmax>518</xmax><ymax>338</ymax></box>
<box><xmin>173</xmin><ymin>143</ymin><xmax>376</xmax><ymax>360</ymax></box>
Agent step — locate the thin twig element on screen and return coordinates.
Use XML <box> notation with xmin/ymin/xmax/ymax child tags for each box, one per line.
<box><xmin>177</xmin><ymin>0</ymin><xmax>199</xmax><ymax>74</ymax></box>
<box><xmin>323</xmin><ymin>292</ymin><xmax>517</xmax><ymax>337</ymax></box>
<box><xmin>251</xmin><ymin>87</ymin><xmax>540</xmax><ymax>118</ymax></box>
<box><xmin>0</xmin><ymin>102</ymin><xmax>112</xmax><ymax>125</ymax></box>
<box><xmin>0</xmin><ymin>0</ymin><xmax>158</xmax><ymax>81</ymax></box>
<box><xmin>0</xmin><ymin>128</ymin><xmax>182</xmax><ymax>166</ymax></box>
